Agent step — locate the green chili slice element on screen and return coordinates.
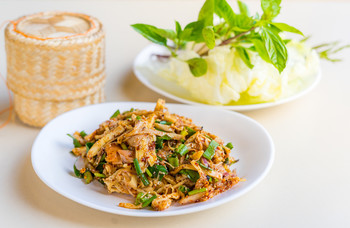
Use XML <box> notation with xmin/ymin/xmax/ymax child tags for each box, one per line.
<box><xmin>83</xmin><ymin>170</ymin><xmax>93</xmax><ymax>184</ymax></box>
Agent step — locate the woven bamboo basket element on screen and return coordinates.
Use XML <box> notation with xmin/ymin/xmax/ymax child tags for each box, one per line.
<box><xmin>5</xmin><ymin>11</ymin><xmax>106</xmax><ymax>127</ymax></box>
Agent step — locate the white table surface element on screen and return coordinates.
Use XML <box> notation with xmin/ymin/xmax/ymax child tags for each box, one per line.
<box><xmin>0</xmin><ymin>0</ymin><xmax>350</xmax><ymax>227</ymax></box>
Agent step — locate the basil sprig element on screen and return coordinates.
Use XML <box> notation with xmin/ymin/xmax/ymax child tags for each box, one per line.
<box><xmin>131</xmin><ymin>0</ymin><xmax>304</xmax><ymax>76</ymax></box>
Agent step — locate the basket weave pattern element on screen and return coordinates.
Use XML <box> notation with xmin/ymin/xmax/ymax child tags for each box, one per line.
<box><xmin>5</xmin><ymin>12</ymin><xmax>106</xmax><ymax>127</ymax></box>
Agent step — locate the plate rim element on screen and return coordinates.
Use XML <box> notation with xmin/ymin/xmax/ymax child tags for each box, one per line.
<box><xmin>133</xmin><ymin>44</ymin><xmax>322</xmax><ymax>111</ymax></box>
<box><xmin>31</xmin><ymin>101</ymin><xmax>275</xmax><ymax>217</ymax></box>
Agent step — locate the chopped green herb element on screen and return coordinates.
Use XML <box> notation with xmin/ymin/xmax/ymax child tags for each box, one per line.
<box><xmin>155</xmin><ymin>165</ymin><xmax>168</xmax><ymax>174</ymax></box>
<box><xmin>73</xmin><ymin>164</ymin><xmax>83</xmax><ymax>178</ymax></box>
<box><xmin>123</xmin><ymin>108</ymin><xmax>135</xmax><ymax>114</ymax></box>
<box><xmin>180</xmin><ymin>169</ymin><xmax>200</xmax><ymax>182</ymax></box>
<box><xmin>85</xmin><ymin>142</ymin><xmax>94</xmax><ymax>153</ymax></box>
<box><xmin>224</xmin><ymin>157</ymin><xmax>230</xmax><ymax>165</ymax></box>
<box><xmin>146</xmin><ymin>168</ymin><xmax>153</xmax><ymax>177</ymax></box>
<box><xmin>180</xmin><ymin>129</ymin><xmax>188</xmax><ymax>137</ymax></box>
<box><xmin>93</xmin><ymin>172</ymin><xmax>106</xmax><ymax>178</ymax></box>
<box><xmin>198</xmin><ymin>161</ymin><xmax>213</xmax><ymax>171</ymax></box>
<box><xmin>185</xmin><ymin>127</ymin><xmax>196</xmax><ymax>137</ymax></box>
<box><xmin>80</xmin><ymin>131</ymin><xmax>87</xmax><ymax>138</ymax></box>
<box><xmin>67</xmin><ymin>134</ymin><xmax>82</xmax><ymax>148</ymax></box>
<box><xmin>135</xmin><ymin>192</ymin><xmax>145</xmax><ymax>205</ymax></box>
<box><xmin>203</xmin><ymin>140</ymin><xmax>219</xmax><ymax>160</ymax></box>
<box><xmin>168</xmin><ymin>155</ymin><xmax>179</xmax><ymax>168</ymax></box>
<box><xmin>175</xmin><ymin>144</ymin><xmax>189</xmax><ymax>156</ymax></box>
<box><xmin>110</xmin><ymin>109</ymin><xmax>120</xmax><ymax>119</ymax></box>
<box><xmin>226</xmin><ymin>142</ymin><xmax>234</xmax><ymax>150</ymax></box>
<box><xmin>156</xmin><ymin>135</ymin><xmax>171</xmax><ymax>150</ymax></box>
<box><xmin>121</xmin><ymin>143</ymin><xmax>128</xmax><ymax>150</ymax></box>
<box><xmin>155</xmin><ymin>120</ymin><xmax>172</xmax><ymax>125</ymax></box>
<box><xmin>207</xmin><ymin>176</ymin><xmax>213</xmax><ymax>182</ymax></box>
<box><xmin>133</xmin><ymin>158</ymin><xmax>150</xmax><ymax>186</ymax></box>
<box><xmin>142</xmin><ymin>195</ymin><xmax>157</xmax><ymax>208</ymax></box>
<box><xmin>96</xmin><ymin>153</ymin><xmax>106</xmax><ymax>173</ymax></box>
<box><xmin>136</xmin><ymin>115</ymin><xmax>142</xmax><ymax>120</ymax></box>
<box><xmin>188</xmin><ymin>187</ymin><xmax>207</xmax><ymax>196</ymax></box>
<box><xmin>179</xmin><ymin>185</ymin><xmax>190</xmax><ymax>194</ymax></box>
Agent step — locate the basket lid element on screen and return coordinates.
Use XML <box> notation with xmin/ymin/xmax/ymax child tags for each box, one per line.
<box><xmin>9</xmin><ymin>12</ymin><xmax>102</xmax><ymax>40</ymax></box>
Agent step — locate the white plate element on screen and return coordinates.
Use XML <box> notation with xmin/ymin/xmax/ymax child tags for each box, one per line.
<box><xmin>31</xmin><ymin>102</ymin><xmax>274</xmax><ymax>217</ymax></box>
<box><xmin>133</xmin><ymin>44</ymin><xmax>321</xmax><ymax>111</ymax></box>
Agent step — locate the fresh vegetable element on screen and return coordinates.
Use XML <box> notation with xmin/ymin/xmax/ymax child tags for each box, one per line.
<box><xmin>67</xmin><ymin>134</ymin><xmax>81</xmax><ymax>148</ymax></box>
<box><xmin>188</xmin><ymin>187</ymin><xmax>207</xmax><ymax>196</ymax></box>
<box><xmin>132</xmin><ymin>0</ymin><xmax>304</xmax><ymax>75</ymax></box>
<box><xmin>133</xmin><ymin>158</ymin><xmax>150</xmax><ymax>186</ymax></box>
<box><xmin>203</xmin><ymin>140</ymin><xmax>219</xmax><ymax>160</ymax></box>
<box><xmin>110</xmin><ymin>109</ymin><xmax>120</xmax><ymax>119</ymax></box>
<box><xmin>175</xmin><ymin>144</ymin><xmax>189</xmax><ymax>156</ymax></box>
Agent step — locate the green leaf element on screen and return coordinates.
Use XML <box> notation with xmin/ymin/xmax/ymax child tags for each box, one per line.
<box><xmin>180</xmin><ymin>169</ymin><xmax>200</xmax><ymax>182</ymax></box>
<box><xmin>67</xmin><ymin>134</ymin><xmax>82</xmax><ymax>148</ymax></box>
<box><xmin>202</xmin><ymin>26</ymin><xmax>216</xmax><ymax>49</ymax></box>
<box><xmin>85</xmin><ymin>142</ymin><xmax>94</xmax><ymax>153</ymax></box>
<box><xmin>156</xmin><ymin>135</ymin><xmax>172</xmax><ymax>150</ymax></box>
<box><xmin>179</xmin><ymin>185</ymin><xmax>190</xmax><ymax>194</ymax></box>
<box><xmin>152</xmin><ymin>28</ymin><xmax>177</xmax><ymax>40</ymax></box>
<box><xmin>185</xmin><ymin>126</ymin><xmax>197</xmax><ymax>136</ymax></box>
<box><xmin>225</xmin><ymin>142</ymin><xmax>234</xmax><ymax>150</ymax></box>
<box><xmin>234</xmin><ymin>14</ymin><xmax>255</xmax><ymax>30</ymax></box>
<box><xmin>198</xmin><ymin>0</ymin><xmax>214</xmax><ymax>26</ymax></box>
<box><xmin>236</xmin><ymin>47</ymin><xmax>254</xmax><ymax>69</ymax></box>
<box><xmin>110</xmin><ymin>109</ymin><xmax>120</xmax><ymax>119</ymax></box>
<box><xmin>237</xmin><ymin>0</ymin><xmax>249</xmax><ymax>16</ymax></box>
<box><xmin>270</xmin><ymin>22</ymin><xmax>303</xmax><ymax>36</ymax></box>
<box><xmin>260</xmin><ymin>27</ymin><xmax>288</xmax><ymax>73</ymax></box>
<box><xmin>175</xmin><ymin>21</ymin><xmax>182</xmax><ymax>38</ymax></box>
<box><xmin>80</xmin><ymin>131</ymin><xmax>87</xmax><ymax>138</ymax></box>
<box><xmin>73</xmin><ymin>164</ymin><xmax>83</xmax><ymax>178</ymax></box>
<box><xmin>131</xmin><ymin>23</ymin><xmax>167</xmax><ymax>46</ymax></box>
<box><xmin>261</xmin><ymin>0</ymin><xmax>281</xmax><ymax>21</ymax></box>
<box><xmin>251</xmin><ymin>38</ymin><xmax>271</xmax><ymax>63</ymax></box>
<box><xmin>182</xmin><ymin>20</ymin><xmax>205</xmax><ymax>42</ymax></box>
<box><xmin>214</xmin><ymin>0</ymin><xmax>236</xmax><ymax>27</ymax></box>
<box><xmin>186</xmin><ymin>58</ymin><xmax>208</xmax><ymax>77</ymax></box>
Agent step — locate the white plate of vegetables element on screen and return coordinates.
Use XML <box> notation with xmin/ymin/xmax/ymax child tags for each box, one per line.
<box><xmin>130</xmin><ymin>0</ymin><xmax>346</xmax><ymax>110</ymax></box>
<box><xmin>31</xmin><ymin>101</ymin><xmax>274</xmax><ymax>217</ymax></box>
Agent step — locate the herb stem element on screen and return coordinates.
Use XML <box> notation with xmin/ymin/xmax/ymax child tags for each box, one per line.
<box><xmin>219</xmin><ymin>27</ymin><xmax>256</xmax><ymax>46</ymax></box>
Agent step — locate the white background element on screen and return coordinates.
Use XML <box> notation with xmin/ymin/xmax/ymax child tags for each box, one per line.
<box><xmin>0</xmin><ymin>0</ymin><xmax>350</xmax><ymax>227</ymax></box>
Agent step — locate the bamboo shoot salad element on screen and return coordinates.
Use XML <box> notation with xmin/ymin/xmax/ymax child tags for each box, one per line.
<box><xmin>68</xmin><ymin>99</ymin><xmax>241</xmax><ymax>211</ymax></box>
